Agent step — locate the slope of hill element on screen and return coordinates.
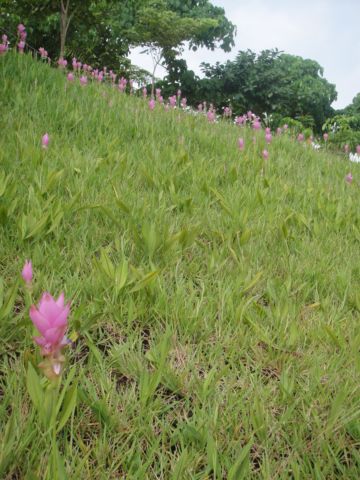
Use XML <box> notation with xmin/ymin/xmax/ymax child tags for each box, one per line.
<box><xmin>1</xmin><ymin>52</ymin><xmax>360</xmax><ymax>478</ymax></box>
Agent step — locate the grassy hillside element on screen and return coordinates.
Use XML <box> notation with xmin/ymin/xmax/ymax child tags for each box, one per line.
<box><xmin>1</xmin><ymin>52</ymin><xmax>360</xmax><ymax>479</ymax></box>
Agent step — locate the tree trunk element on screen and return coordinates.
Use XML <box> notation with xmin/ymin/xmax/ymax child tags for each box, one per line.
<box><xmin>60</xmin><ymin>0</ymin><xmax>71</xmax><ymax>59</ymax></box>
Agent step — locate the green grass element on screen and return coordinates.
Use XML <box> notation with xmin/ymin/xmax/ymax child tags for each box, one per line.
<box><xmin>1</xmin><ymin>51</ymin><xmax>360</xmax><ymax>479</ymax></box>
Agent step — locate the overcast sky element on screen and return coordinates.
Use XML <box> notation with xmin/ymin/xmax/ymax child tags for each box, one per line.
<box><xmin>129</xmin><ymin>0</ymin><xmax>360</xmax><ymax>109</ymax></box>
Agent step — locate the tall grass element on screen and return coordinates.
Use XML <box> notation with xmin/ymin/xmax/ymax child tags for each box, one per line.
<box><xmin>1</xmin><ymin>51</ymin><xmax>360</xmax><ymax>479</ymax></box>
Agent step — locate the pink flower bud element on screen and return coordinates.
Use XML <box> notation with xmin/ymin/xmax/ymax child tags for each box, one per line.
<box><xmin>22</xmin><ymin>260</ymin><xmax>33</xmax><ymax>284</ymax></box>
<box><xmin>357</xmin><ymin>145</ymin><xmax>360</xmax><ymax>155</ymax></box>
<box><xmin>262</xmin><ymin>149</ymin><xmax>269</xmax><ymax>160</ymax></box>
<box><xmin>252</xmin><ymin>119</ymin><xmax>261</xmax><ymax>130</ymax></box>
<box><xmin>42</xmin><ymin>133</ymin><xmax>49</xmax><ymax>149</ymax></box>
<box><xmin>17</xmin><ymin>24</ymin><xmax>26</xmax><ymax>33</ymax></box>
<box><xmin>297</xmin><ymin>133</ymin><xmax>304</xmax><ymax>142</ymax></box>
<box><xmin>265</xmin><ymin>127</ymin><xmax>271</xmax><ymax>134</ymax></box>
<box><xmin>80</xmin><ymin>76</ymin><xmax>88</xmax><ymax>86</ymax></box>
<box><xmin>238</xmin><ymin>138</ymin><xmax>245</xmax><ymax>150</ymax></box>
<box><xmin>149</xmin><ymin>99</ymin><xmax>156</xmax><ymax>110</ymax></box>
<box><xmin>142</xmin><ymin>87</ymin><xmax>147</xmax><ymax>98</ymax></box>
<box><xmin>181</xmin><ymin>97</ymin><xmax>187</xmax><ymax>108</ymax></box>
<box><xmin>67</xmin><ymin>72</ymin><xmax>74</xmax><ymax>82</ymax></box>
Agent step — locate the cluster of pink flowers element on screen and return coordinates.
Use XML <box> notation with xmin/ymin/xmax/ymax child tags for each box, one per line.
<box><xmin>223</xmin><ymin>106</ymin><xmax>232</xmax><ymax>118</ymax></box>
<box><xmin>17</xmin><ymin>23</ymin><xmax>27</xmax><ymax>53</ymax></box>
<box><xmin>21</xmin><ymin>261</ymin><xmax>71</xmax><ymax>379</ymax></box>
<box><xmin>118</xmin><ymin>77</ymin><xmax>127</xmax><ymax>92</ymax></box>
<box><xmin>57</xmin><ymin>57</ymin><xmax>67</xmax><ymax>68</ymax></box>
<box><xmin>0</xmin><ymin>34</ymin><xmax>9</xmax><ymax>55</ymax></box>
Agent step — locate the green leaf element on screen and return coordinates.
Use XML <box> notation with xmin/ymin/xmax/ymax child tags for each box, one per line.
<box><xmin>26</xmin><ymin>363</ymin><xmax>44</xmax><ymax>412</ymax></box>
<box><xmin>228</xmin><ymin>439</ymin><xmax>253</xmax><ymax>480</ymax></box>
<box><xmin>56</xmin><ymin>383</ymin><xmax>78</xmax><ymax>433</ymax></box>
<box><xmin>129</xmin><ymin>270</ymin><xmax>159</xmax><ymax>293</ymax></box>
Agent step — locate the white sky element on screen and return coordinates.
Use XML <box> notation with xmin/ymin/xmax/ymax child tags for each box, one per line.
<box><xmin>129</xmin><ymin>0</ymin><xmax>360</xmax><ymax>109</ymax></box>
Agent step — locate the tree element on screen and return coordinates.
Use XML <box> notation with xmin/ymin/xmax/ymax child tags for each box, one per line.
<box><xmin>0</xmin><ymin>1</ymin><xmax>137</xmax><ymax>70</ymax></box>
<box><xmin>127</xmin><ymin>0</ymin><xmax>235</xmax><ymax>94</ymax></box>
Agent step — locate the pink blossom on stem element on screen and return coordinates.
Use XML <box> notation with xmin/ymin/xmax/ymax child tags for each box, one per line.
<box><xmin>297</xmin><ymin>133</ymin><xmax>304</xmax><ymax>142</ymax></box>
<box><xmin>262</xmin><ymin>149</ymin><xmax>269</xmax><ymax>160</ymax></box>
<box><xmin>18</xmin><ymin>41</ymin><xmax>25</xmax><ymax>53</ymax></box>
<box><xmin>142</xmin><ymin>87</ymin><xmax>147</xmax><ymax>98</ymax></box>
<box><xmin>207</xmin><ymin>111</ymin><xmax>215</xmax><ymax>123</ymax></box>
<box><xmin>2</xmin><ymin>34</ymin><xmax>8</xmax><ymax>44</ymax></box>
<box><xmin>177</xmin><ymin>89</ymin><xmax>181</xmax><ymax>98</ymax></box>
<box><xmin>0</xmin><ymin>43</ymin><xmax>7</xmax><ymax>55</ymax></box>
<box><xmin>17</xmin><ymin>24</ymin><xmax>26</xmax><ymax>33</ymax></box>
<box><xmin>42</xmin><ymin>133</ymin><xmax>49</xmax><ymax>149</ymax></box>
<box><xmin>67</xmin><ymin>72</ymin><xmax>74</xmax><ymax>82</ymax></box>
<box><xmin>22</xmin><ymin>260</ymin><xmax>33</xmax><ymax>284</ymax></box>
<box><xmin>238</xmin><ymin>138</ymin><xmax>245</xmax><ymax>150</ymax></box>
<box><xmin>265</xmin><ymin>133</ymin><xmax>272</xmax><ymax>144</ymax></box>
<box><xmin>357</xmin><ymin>145</ymin><xmax>360</xmax><ymax>155</ymax></box>
<box><xmin>265</xmin><ymin>127</ymin><xmax>271</xmax><ymax>134</ymax></box>
<box><xmin>80</xmin><ymin>75</ymin><xmax>88</xmax><ymax>86</ymax></box>
<box><xmin>181</xmin><ymin>97</ymin><xmax>187</xmax><ymax>108</ymax></box>
<box><xmin>169</xmin><ymin>95</ymin><xmax>176</xmax><ymax>108</ymax></box>
<box><xmin>283</xmin><ymin>124</ymin><xmax>288</xmax><ymax>130</ymax></box>
<box><xmin>149</xmin><ymin>98</ymin><xmax>156</xmax><ymax>110</ymax></box>
<box><xmin>252</xmin><ymin>119</ymin><xmax>261</xmax><ymax>130</ymax></box>
<box><xmin>20</xmin><ymin>31</ymin><xmax>27</xmax><ymax>41</ymax></box>
<box><xmin>30</xmin><ymin>292</ymin><xmax>71</xmax><ymax>378</ymax></box>
<box><xmin>276</xmin><ymin>127</ymin><xmax>282</xmax><ymax>135</ymax></box>
<box><xmin>345</xmin><ymin>172</ymin><xmax>353</xmax><ymax>184</ymax></box>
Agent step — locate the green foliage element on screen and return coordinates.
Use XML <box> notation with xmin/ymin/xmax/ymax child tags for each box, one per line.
<box><xmin>168</xmin><ymin>49</ymin><xmax>336</xmax><ymax>131</ymax></box>
<box><xmin>1</xmin><ymin>52</ymin><xmax>360</xmax><ymax>478</ymax></box>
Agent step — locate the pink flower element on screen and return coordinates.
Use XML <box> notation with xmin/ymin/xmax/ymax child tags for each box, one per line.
<box><xmin>0</xmin><ymin>43</ymin><xmax>7</xmax><ymax>55</ymax></box>
<box><xmin>238</xmin><ymin>138</ymin><xmax>244</xmax><ymax>150</ymax></box>
<box><xmin>20</xmin><ymin>31</ymin><xmax>27</xmax><ymax>41</ymax></box>
<box><xmin>181</xmin><ymin>97</ymin><xmax>187</xmax><ymax>108</ymax></box>
<box><xmin>297</xmin><ymin>133</ymin><xmax>304</xmax><ymax>142</ymax></box>
<box><xmin>344</xmin><ymin>144</ymin><xmax>349</xmax><ymax>153</ymax></box>
<box><xmin>67</xmin><ymin>72</ymin><xmax>74</xmax><ymax>82</ymax></box>
<box><xmin>224</xmin><ymin>106</ymin><xmax>232</xmax><ymax>117</ymax></box>
<box><xmin>169</xmin><ymin>95</ymin><xmax>176</xmax><ymax>107</ymax></box>
<box><xmin>42</xmin><ymin>133</ymin><xmax>49</xmax><ymax>149</ymax></box>
<box><xmin>283</xmin><ymin>124</ymin><xmax>288</xmax><ymax>130</ymax></box>
<box><xmin>252</xmin><ymin>119</ymin><xmax>261</xmax><ymax>130</ymax></box>
<box><xmin>142</xmin><ymin>87</ymin><xmax>147</xmax><ymax>98</ymax></box>
<box><xmin>323</xmin><ymin>133</ymin><xmax>329</xmax><ymax>141</ymax></box>
<box><xmin>30</xmin><ymin>292</ymin><xmax>70</xmax><ymax>366</ymax></box>
<box><xmin>207</xmin><ymin>111</ymin><xmax>215</xmax><ymax>123</ymax></box>
<box><xmin>58</xmin><ymin>57</ymin><xmax>67</xmax><ymax>68</ymax></box>
<box><xmin>177</xmin><ymin>89</ymin><xmax>181</xmax><ymax>97</ymax></box>
<box><xmin>149</xmin><ymin>98</ymin><xmax>156</xmax><ymax>110</ymax></box>
<box><xmin>357</xmin><ymin>145</ymin><xmax>360</xmax><ymax>155</ymax></box>
<box><xmin>345</xmin><ymin>172</ymin><xmax>353</xmax><ymax>184</ymax></box>
<box><xmin>17</xmin><ymin>24</ymin><xmax>26</xmax><ymax>33</ymax></box>
<box><xmin>22</xmin><ymin>260</ymin><xmax>33</xmax><ymax>284</ymax></box>
<box><xmin>262</xmin><ymin>149</ymin><xmax>269</xmax><ymax>160</ymax></box>
<box><xmin>276</xmin><ymin>127</ymin><xmax>282</xmax><ymax>135</ymax></box>
<box><xmin>265</xmin><ymin>127</ymin><xmax>271</xmax><ymax>134</ymax></box>
<box><xmin>80</xmin><ymin>76</ymin><xmax>88</xmax><ymax>86</ymax></box>
<box><xmin>2</xmin><ymin>34</ymin><xmax>8</xmax><ymax>44</ymax></box>
<box><xmin>39</xmin><ymin>47</ymin><xmax>48</xmax><ymax>59</ymax></box>
<box><xmin>265</xmin><ymin>133</ymin><xmax>272</xmax><ymax>144</ymax></box>
<box><xmin>156</xmin><ymin>88</ymin><xmax>161</xmax><ymax>98</ymax></box>
<box><xmin>18</xmin><ymin>41</ymin><xmax>25</xmax><ymax>52</ymax></box>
